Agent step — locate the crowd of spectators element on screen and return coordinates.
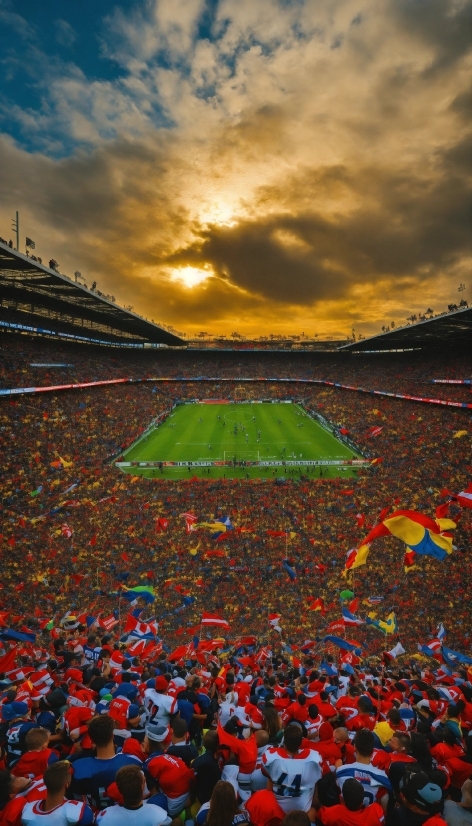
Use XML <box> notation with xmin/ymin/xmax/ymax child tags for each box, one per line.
<box><xmin>0</xmin><ymin>332</ymin><xmax>470</xmax><ymax>824</ymax></box>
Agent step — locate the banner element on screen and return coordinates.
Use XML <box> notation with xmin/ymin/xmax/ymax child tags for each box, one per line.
<box><xmin>1</xmin><ymin>374</ymin><xmax>470</xmax><ymax>408</ymax></box>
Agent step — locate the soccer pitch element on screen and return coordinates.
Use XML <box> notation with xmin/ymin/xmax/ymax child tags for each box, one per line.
<box><xmin>117</xmin><ymin>402</ymin><xmax>364</xmax><ymax>480</ymax></box>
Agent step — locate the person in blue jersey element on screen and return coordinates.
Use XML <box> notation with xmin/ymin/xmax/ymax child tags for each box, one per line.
<box><xmin>69</xmin><ymin>715</ymin><xmax>141</xmax><ymax>811</ymax></box>
<box><xmin>335</xmin><ymin>730</ymin><xmax>392</xmax><ymax>813</ymax></box>
<box><xmin>95</xmin><ymin>765</ymin><xmax>171</xmax><ymax>826</ymax></box>
<box><xmin>20</xmin><ymin>761</ymin><xmax>94</xmax><ymax>826</ymax></box>
<box><xmin>2</xmin><ymin>703</ymin><xmax>39</xmax><ymax>769</ymax></box>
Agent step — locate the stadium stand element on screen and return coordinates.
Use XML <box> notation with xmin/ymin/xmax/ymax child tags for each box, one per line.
<box><xmin>0</xmin><ymin>263</ymin><xmax>471</xmax><ymax>825</ymax></box>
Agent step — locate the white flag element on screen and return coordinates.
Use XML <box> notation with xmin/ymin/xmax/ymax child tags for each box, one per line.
<box><xmin>388</xmin><ymin>642</ymin><xmax>405</xmax><ymax>659</ymax></box>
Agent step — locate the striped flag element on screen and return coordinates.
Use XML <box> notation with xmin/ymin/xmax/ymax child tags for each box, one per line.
<box><xmin>201</xmin><ymin>612</ymin><xmax>229</xmax><ymax>629</ymax></box>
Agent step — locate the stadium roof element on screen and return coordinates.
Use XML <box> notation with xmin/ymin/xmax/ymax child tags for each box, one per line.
<box><xmin>0</xmin><ymin>241</ymin><xmax>184</xmax><ymax>346</ymax></box>
<box><xmin>339</xmin><ymin>306</ymin><xmax>472</xmax><ymax>352</ymax></box>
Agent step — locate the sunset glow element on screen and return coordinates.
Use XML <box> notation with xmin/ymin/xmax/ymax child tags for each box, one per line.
<box><xmin>0</xmin><ymin>0</ymin><xmax>468</xmax><ymax>338</ymax></box>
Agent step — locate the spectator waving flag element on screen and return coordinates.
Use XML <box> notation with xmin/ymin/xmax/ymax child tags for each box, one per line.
<box><xmin>123</xmin><ymin>614</ymin><xmax>158</xmax><ymax>638</ymax></box>
<box><xmin>282</xmin><ymin>559</ymin><xmax>297</xmax><ymax>581</ymax></box>
<box><xmin>342</xmin><ymin>607</ymin><xmax>365</xmax><ymax>626</ymax></box>
<box><xmin>269</xmin><ymin>613</ymin><xmax>282</xmax><ymax>633</ymax></box>
<box><xmin>437</xmin><ymin>622</ymin><xmax>446</xmax><ymax>640</ymax></box>
<box><xmin>121</xmin><ymin>585</ymin><xmax>155</xmax><ymax>605</ymax></box>
<box><xmin>201</xmin><ymin>612</ymin><xmax>229</xmax><ymax>629</ymax></box>
<box><xmin>181</xmin><ymin>512</ymin><xmax>198</xmax><ymax>533</ymax></box>
<box><xmin>366</xmin><ymin>611</ymin><xmax>398</xmax><ymax>634</ymax></box>
<box><xmin>343</xmin><ymin>509</ymin><xmax>456</xmax><ymax>575</ymax></box>
<box><xmin>455</xmin><ymin>484</ymin><xmax>472</xmax><ymax>509</ymax></box>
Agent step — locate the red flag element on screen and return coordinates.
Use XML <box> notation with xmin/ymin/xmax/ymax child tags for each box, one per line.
<box><xmin>70</xmin><ymin>574</ymin><xmax>86</xmax><ymax>586</ymax></box>
<box><xmin>14</xmin><ymin>583</ymin><xmax>25</xmax><ymax>592</ymax></box>
<box><xmin>0</xmin><ymin>647</ymin><xmax>18</xmax><ymax>673</ymax></box>
<box><xmin>89</xmin><ymin>535</ymin><xmax>97</xmax><ymax>546</ymax></box>
<box><xmin>355</xmin><ymin>514</ymin><xmax>365</xmax><ymax>528</ymax></box>
<box><xmin>377</xmin><ymin>506</ymin><xmax>391</xmax><ymax>523</ymax></box>
<box><xmin>348</xmin><ymin>598</ymin><xmax>359</xmax><ymax>613</ymax></box>
<box><xmin>435</xmin><ymin>503</ymin><xmax>449</xmax><ymax>519</ymax></box>
<box><xmin>201</xmin><ymin>612</ymin><xmax>229</xmax><ymax>629</ymax></box>
<box><xmin>307</xmin><ymin>597</ymin><xmax>325</xmax><ymax>614</ymax></box>
<box><xmin>156</xmin><ymin>518</ymin><xmax>169</xmax><ymax>533</ymax></box>
<box><xmin>121</xmin><ymin>552</ymin><xmax>130</xmax><ymax>563</ymax></box>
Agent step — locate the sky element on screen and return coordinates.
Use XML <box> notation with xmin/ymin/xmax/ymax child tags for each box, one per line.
<box><xmin>0</xmin><ymin>0</ymin><xmax>470</xmax><ymax>339</ymax></box>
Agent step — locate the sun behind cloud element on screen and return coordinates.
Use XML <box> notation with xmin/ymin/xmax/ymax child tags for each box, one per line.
<box><xmin>170</xmin><ymin>265</ymin><xmax>212</xmax><ymax>288</ymax></box>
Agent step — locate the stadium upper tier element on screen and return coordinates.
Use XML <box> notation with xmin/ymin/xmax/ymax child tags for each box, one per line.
<box><xmin>340</xmin><ymin>306</ymin><xmax>472</xmax><ymax>352</ymax></box>
<box><xmin>0</xmin><ymin>241</ymin><xmax>184</xmax><ymax>347</ymax></box>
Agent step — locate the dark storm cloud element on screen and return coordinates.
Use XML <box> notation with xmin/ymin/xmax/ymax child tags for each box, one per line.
<box><xmin>164</xmin><ymin>157</ymin><xmax>472</xmax><ymax>304</ymax></box>
<box><xmin>388</xmin><ymin>0</ymin><xmax>472</xmax><ymax>74</ymax></box>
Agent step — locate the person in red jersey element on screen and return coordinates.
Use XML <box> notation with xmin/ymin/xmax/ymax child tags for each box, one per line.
<box><xmin>306</xmin><ymin>723</ymin><xmax>342</xmax><ymax>775</ymax></box>
<box><xmin>281</xmin><ymin>695</ymin><xmax>309</xmax><ymax>727</ymax></box>
<box><xmin>318</xmin><ymin>777</ymin><xmax>385</xmax><ymax>825</ymax></box>
<box><xmin>145</xmin><ymin>750</ymin><xmax>195</xmax><ymax>817</ymax></box>
<box><xmin>332</xmin><ymin>729</ymin><xmax>355</xmax><ymax>766</ymax></box>
<box><xmin>0</xmin><ymin>771</ymin><xmax>47</xmax><ymax>826</ymax></box>
<box><xmin>245</xmin><ymin>789</ymin><xmax>285</xmax><ymax>826</ymax></box>
<box><xmin>345</xmin><ymin>697</ymin><xmax>377</xmax><ymax>733</ymax></box>
<box><xmin>10</xmin><ymin>729</ymin><xmax>59</xmax><ymax>780</ymax></box>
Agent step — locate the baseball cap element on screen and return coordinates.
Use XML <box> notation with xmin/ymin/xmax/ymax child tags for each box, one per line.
<box><xmin>401</xmin><ymin>771</ymin><xmax>443</xmax><ymax>812</ymax></box>
<box><xmin>2</xmin><ymin>701</ymin><xmax>29</xmax><ymax>721</ymax></box>
<box><xmin>154</xmin><ymin>676</ymin><xmax>168</xmax><ymax>691</ymax></box>
<box><xmin>145</xmin><ymin>724</ymin><xmax>170</xmax><ymax>743</ymax></box>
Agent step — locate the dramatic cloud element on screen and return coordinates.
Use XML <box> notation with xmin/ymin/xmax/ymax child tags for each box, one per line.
<box><xmin>0</xmin><ymin>0</ymin><xmax>470</xmax><ymax>338</ymax></box>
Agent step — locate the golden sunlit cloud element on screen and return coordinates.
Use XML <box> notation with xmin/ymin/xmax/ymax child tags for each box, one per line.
<box><xmin>170</xmin><ymin>266</ymin><xmax>212</xmax><ymax>288</ymax></box>
<box><xmin>0</xmin><ymin>0</ymin><xmax>469</xmax><ymax>338</ymax></box>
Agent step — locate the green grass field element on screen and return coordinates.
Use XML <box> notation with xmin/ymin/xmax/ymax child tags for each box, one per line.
<box><xmin>117</xmin><ymin>402</ymin><xmax>364</xmax><ymax>480</ymax></box>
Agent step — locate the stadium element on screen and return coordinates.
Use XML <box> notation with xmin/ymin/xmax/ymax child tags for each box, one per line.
<box><xmin>0</xmin><ymin>234</ymin><xmax>471</xmax><ymax>825</ymax></box>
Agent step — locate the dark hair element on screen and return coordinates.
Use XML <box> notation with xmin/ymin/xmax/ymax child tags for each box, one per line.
<box><xmin>203</xmin><ymin>730</ymin><xmax>219</xmax><ymax>754</ymax></box>
<box><xmin>122</xmin><ymin>659</ymin><xmax>131</xmax><ymax>670</ymax></box>
<box><xmin>353</xmin><ymin>729</ymin><xmax>374</xmax><ymax>758</ymax></box>
<box><xmin>443</xmin><ymin>727</ymin><xmax>457</xmax><ymax>746</ymax></box>
<box><xmin>0</xmin><ymin>771</ymin><xmax>13</xmax><ymax>805</ymax></box>
<box><xmin>116</xmin><ymin>765</ymin><xmax>143</xmax><ymax>807</ymax></box>
<box><xmin>297</xmin><ymin>694</ymin><xmax>306</xmax><ymax>706</ymax></box>
<box><xmin>394</xmin><ymin>732</ymin><xmax>411</xmax><ymax>753</ymax></box>
<box><xmin>263</xmin><ymin>707</ymin><xmax>282</xmax><ymax>740</ymax></box>
<box><xmin>206</xmin><ymin>781</ymin><xmax>238</xmax><ymax>826</ymax></box>
<box><xmin>342</xmin><ymin>778</ymin><xmax>365</xmax><ymax>811</ymax></box>
<box><xmin>43</xmin><ymin>762</ymin><xmax>71</xmax><ymax>794</ymax></box>
<box><xmin>308</xmin><ymin>704</ymin><xmax>319</xmax><ymax>719</ymax></box>
<box><xmin>410</xmin><ymin>732</ymin><xmax>433</xmax><ymax>771</ymax></box>
<box><xmin>387</xmin><ymin>708</ymin><xmax>401</xmax><ymax>726</ymax></box>
<box><xmin>121</xmin><ymin>673</ymin><xmax>132</xmax><ymax>683</ymax></box>
<box><xmin>88</xmin><ymin>714</ymin><xmax>115</xmax><ymax>747</ymax></box>
<box><xmin>280</xmin><ymin>812</ymin><xmax>311</xmax><ymax>826</ymax></box>
<box><xmin>171</xmin><ymin>718</ymin><xmax>188</xmax><ymax>738</ymax></box>
<box><xmin>284</xmin><ymin>724</ymin><xmax>303</xmax><ymax>754</ymax></box>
